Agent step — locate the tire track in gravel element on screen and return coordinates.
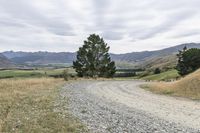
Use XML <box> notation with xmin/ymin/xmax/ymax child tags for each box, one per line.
<box><xmin>60</xmin><ymin>80</ymin><xmax>200</xmax><ymax>133</ymax></box>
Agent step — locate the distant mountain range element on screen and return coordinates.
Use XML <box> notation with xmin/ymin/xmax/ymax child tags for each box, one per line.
<box><xmin>0</xmin><ymin>53</ymin><xmax>14</xmax><ymax>68</ymax></box>
<box><xmin>110</xmin><ymin>43</ymin><xmax>200</xmax><ymax>62</ymax></box>
<box><xmin>111</xmin><ymin>43</ymin><xmax>200</xmax><ymax>69</ymax></box>
<box><xmin>1</xmin><ymin>43</ymin><xmax>200</xmax><ymax>69</ymax></box>
<box><xmin>3</xmin><ymin>51</ymin><xmax>76</xmax><ymax>65</ymax></box>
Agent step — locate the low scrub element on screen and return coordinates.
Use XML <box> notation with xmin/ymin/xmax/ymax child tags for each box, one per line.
<box><xmin>63</xmin><ymin>69</ymin><xmax>77</xmax><ymax>81</ymax></box>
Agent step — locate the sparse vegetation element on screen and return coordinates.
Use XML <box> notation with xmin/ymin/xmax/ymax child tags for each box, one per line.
<box><xmin>0</xmin><ymin>78</ymin><xmax>87</xmax><ymax>132</ymax></box>
<box><xmin>63</xmin><ymin>69</ymin><xmax>70</xmax><ymax>81</ymax></box>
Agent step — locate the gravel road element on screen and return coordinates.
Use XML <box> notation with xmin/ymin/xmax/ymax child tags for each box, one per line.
<box><xmin>59</xmin><ymin>80</ymin><xmax>200</xmax><ymax>133</ymax></box>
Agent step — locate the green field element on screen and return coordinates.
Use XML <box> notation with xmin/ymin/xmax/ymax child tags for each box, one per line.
<box><xmin>0</xmin><ymin>68</ymin><xmax>179</xmax><ymax>81</ymax></box>
<box><xmin>141</xmin><ymin>69</ymin><xmax>180</xmax><ymax>81</ymax></box>
<box><xmin>0</xmin><ymin>68</ymin><xmax>76</xmax><ymax>79</ymax></box>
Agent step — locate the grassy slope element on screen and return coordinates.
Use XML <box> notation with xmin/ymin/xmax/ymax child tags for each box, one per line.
<box><xmin>141</xmin><ymin>69</ymin><xmax>179</xmax><ymax>81</ymax></box>
<box><xmin>138</xmin><ymin>55</ymin><xmax>177</xmax><ymax>70</ymax></box>
<box><xmin>0</xmin><ymin>78</ymin><xmax>87</xmax><ymax>132</ymax></box>
<box><xmin>144</xmin><ymin>69</ymin><xmax>200</xmax><ymax>99</ymax></box>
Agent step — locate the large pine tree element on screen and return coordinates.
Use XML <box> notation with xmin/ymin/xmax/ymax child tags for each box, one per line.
<box><xmin>73</xmin><ymin>34</ymin><xmax>116</xmax><ymax>77</ymax></box>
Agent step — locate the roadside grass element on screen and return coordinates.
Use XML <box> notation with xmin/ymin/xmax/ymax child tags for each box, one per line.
<box><xmin>142</xmin><ymin>69</ymin><xmax>200</xmax><ymax>100</ymax></box>
<box><xmin>141</xmin><ymin>69</ymin><xmax>180</xmax><ymax>81</ymax></box>
<box><xmin>0</xmin><ymin>78</ymin><xmax>87</xmax><ymax>132</ymax></box>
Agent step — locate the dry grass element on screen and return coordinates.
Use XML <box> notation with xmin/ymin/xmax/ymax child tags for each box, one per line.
<box><xmin>0</xmin><ymin>78</ymin><xmax>87</xmax><ymax>133</ymax></box>
<box><xmin>144</xmin><ymin>69</ymin><xmax>200</xmax><ymax>99</ymax></box>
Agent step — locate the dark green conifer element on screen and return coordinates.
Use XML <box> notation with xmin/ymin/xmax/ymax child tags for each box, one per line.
<box><xmin>73</xmin><ymin>34</ymin><xmax>116</xmax><ymax>77</ymax></box>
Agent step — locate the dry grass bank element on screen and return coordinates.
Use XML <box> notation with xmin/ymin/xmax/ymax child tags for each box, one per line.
<box><xmin>0</xmin><ymin>78</ymin><xmax>86</xmax><ymax>132</ymax></box>
<box><xmin>143</xmin><ymin>69</ymin><xmax>200</xmax><ymax>99</ymax></box>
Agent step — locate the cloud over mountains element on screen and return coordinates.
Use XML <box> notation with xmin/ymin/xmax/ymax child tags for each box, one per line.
<box><xmin>0</xmin><ymin>0</ymin><xmax>200</xmax><ymax>53</ymax></box>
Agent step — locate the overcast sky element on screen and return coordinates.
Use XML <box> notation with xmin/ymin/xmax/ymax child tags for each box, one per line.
<box><xmin>0</xmin><ymin>0</ymin><xmax>200</xmax><ymax>53</ymax></box>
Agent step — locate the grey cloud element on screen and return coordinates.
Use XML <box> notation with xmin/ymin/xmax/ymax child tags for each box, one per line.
<box><xmin>130</xmin><ymin>10</ymin><xmax>197</xmax><ymax>40</ymax></box>
<box><xmin>151</xmin><ymin>0</ymin><xmax>200</xmax><ymax>11</ymax></box>
<box><xmin>172</xmin><ymin>31</ymin><xmax>200</xmax><ymax>38</ymax></box>
<box><xmin>0</xmin><ymin>20</ymin><xmax>27</xmax><ymax>28</ymax></box>
<box><xmin>0</xmin><ymin>0</ymin><xmax>200</xmax><ymax>53</ymax></box>
<box><xmin>48</xmin><ymin>27</ymin><xmax>75</xmax><ymax>36</ymax></box>
<box><xmin>92</xmin><ymin>0</ymin><xmax>110</xmax><ymax>15</ymax></box>
<box><xmin>91</xmin><ymin>0</ymin><xmax>111</xmax><ymax>26</ymax></box>
<box><xmin>43</xmin><ymin>21</ymin><xmax>75</xmax><ymax>36</ymax></box>
<box><xmin>102</xmin><ymin>31</ymin><xmax>124</xmax><ymax>40</ymax></box>
<box><xmin>0</xmin><ymin>0</ymin><xmax>75</xmax><ymax>36</ymax></box>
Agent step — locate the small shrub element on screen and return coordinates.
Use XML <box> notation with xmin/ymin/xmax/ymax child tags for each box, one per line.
<box><xmin>63</xmin><ymin>69</ymin><xmax>70</xmax><ymax>81</ymax></box>
<box><xmin>154</xmin><ymin>68</ymin><xmax>161</xmax><ymax>74</ymax></box>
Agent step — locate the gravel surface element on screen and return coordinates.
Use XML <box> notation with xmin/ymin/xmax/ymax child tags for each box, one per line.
<box><xmin>59</xmin><ymin>80</ymin><xmax>200</xmax><ymax>133</ymax></box>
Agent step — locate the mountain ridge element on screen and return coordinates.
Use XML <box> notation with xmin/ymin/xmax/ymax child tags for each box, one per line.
<box><xmin>0</xmin><ymin>53</ymin><xmax>14</xmax><ymax>68</ymax></box>
<box><xmin>2</xmin><ymin>43</ymin><xmax>200</xmax><ymax>69</ymax></box>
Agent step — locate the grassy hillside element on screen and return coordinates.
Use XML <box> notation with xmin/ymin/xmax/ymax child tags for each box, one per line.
<box><xmin>144</xmin><ymin>69</ymin><xmax>200</xmax><ymax>99</ymax></box>
<box><xmin>111</xmin><ymin>43</ymin><xmax>200</xmax><ymax>62</ymax></box>
<box><xmin>115</xmin><ymin>61</ymin><xmax>136</xmax><ymax>69</ymax></box>
<box><xmin>137</xmin><ymin>55</ymin><xmax>177</xmax><ymax>70</ymax></box>
<box><xmin>0</xmin><ymin>78</ymin><xmax>87</xmax><ymax>132</ymax></box>
<box><xmin>142</xmin><ymin>69</ymin><xmax>179</xmax><ymax>81</ymax></box>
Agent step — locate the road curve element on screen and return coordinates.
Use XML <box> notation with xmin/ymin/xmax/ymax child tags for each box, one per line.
<box><xmin>59</xmin><ymin>80</ymin><xmax>200</xmax><ymax>133</ymax></box>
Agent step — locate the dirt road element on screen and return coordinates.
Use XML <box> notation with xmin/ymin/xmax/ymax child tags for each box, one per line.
<box><xmin>59</xmin><ymin>80</ymin><xmax>200</xmax><ymax>133</ymax></box>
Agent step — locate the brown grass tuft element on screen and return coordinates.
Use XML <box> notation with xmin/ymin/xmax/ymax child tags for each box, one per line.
<box><xmin>0</xmin><ymin>78</ymin><xmax>87</xmax><ymax>132</ymax></box>
<box><xmin>145</xmin><ymin>69</ymin><xmax>200</xmax><ymax>99</ymax></box>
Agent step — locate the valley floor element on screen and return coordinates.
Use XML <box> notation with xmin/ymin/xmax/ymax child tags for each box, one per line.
<box><xmin>60</xmin><ymin>80</ymin><xmax>200</xmax><ymax>133</ymax></box>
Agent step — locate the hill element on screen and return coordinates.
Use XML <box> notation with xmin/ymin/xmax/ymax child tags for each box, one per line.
<box><xmin>111</xmin><ymin>43</ymin><xmax>200</xmax><ymax>61</ymax></box>
<box><xmin>111</xmin><ymin>43</ymin><xmax>200</xmax><ymax>69</ymax></box>
<box><xmin>146</xmin><ymin>69</ymin><xmax>200</xmax><ymax>99</ymax></box>
<box><xmin>3</xmin><ymin>43</ymin><xmax>200</xmax><ymax>68</ymax></box>
<box><xmin>136</xmin><ymin>54</ymin><xmax>177</xmax><ymax>70</ymax></box>
<box><xmin>0</xmin><ymin>54</ymin><xmax>14</xmax><ymax>68</ymax></box>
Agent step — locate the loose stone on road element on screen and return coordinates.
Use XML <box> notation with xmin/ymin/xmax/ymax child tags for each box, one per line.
<box><xmin>59</xmin><ymin>80</ymin><xmax>200</xmax><ymax>133</ymax></box>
